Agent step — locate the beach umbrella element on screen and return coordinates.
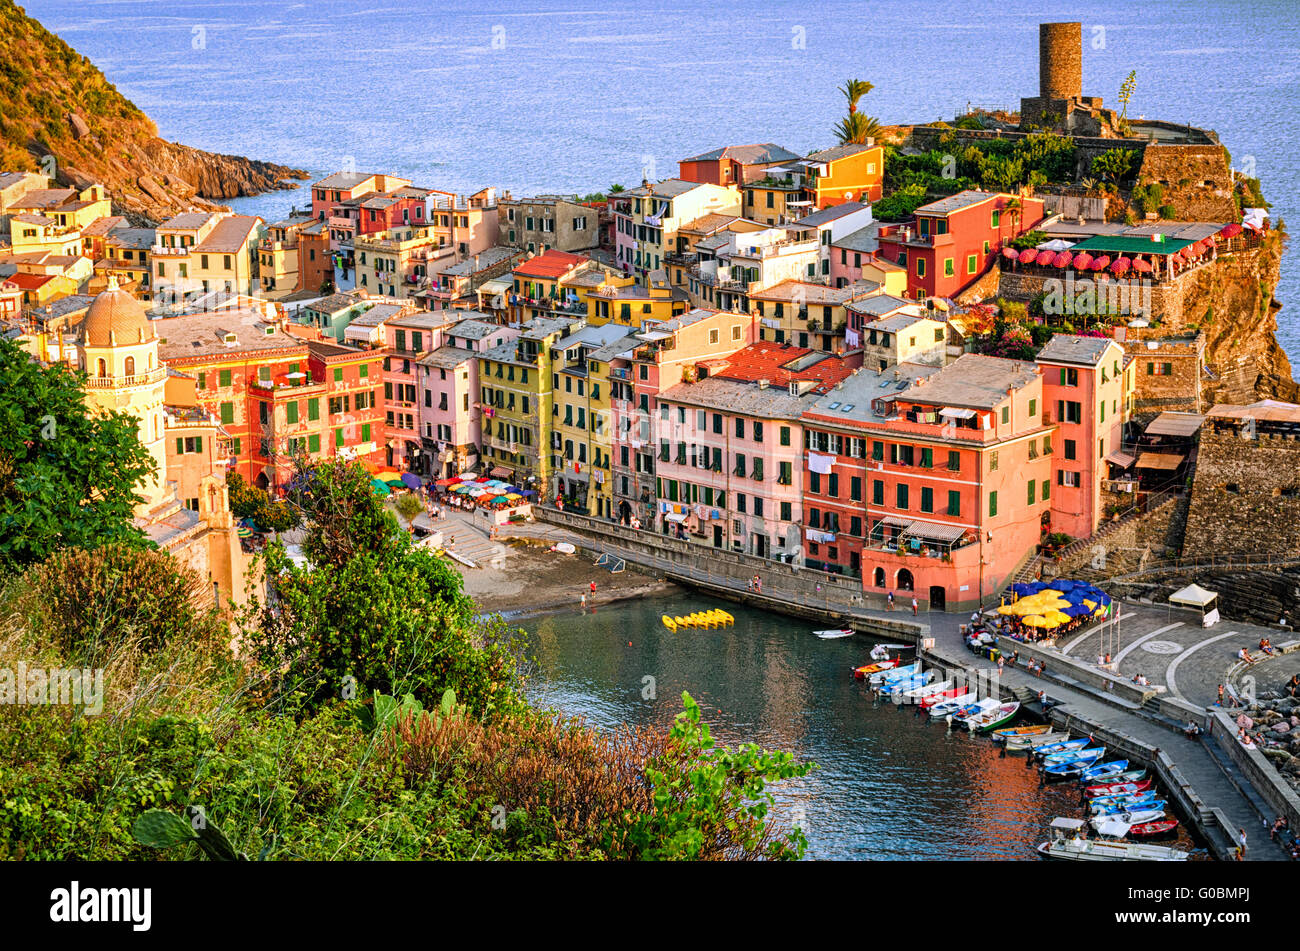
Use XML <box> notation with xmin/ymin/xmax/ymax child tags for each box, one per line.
<box><xmin>370</xmin><ymin>478</ymin><xmax>391</xmax><ymax>497</ymax></box>
<box><xmin>1220</xmin><ymin>223</ymin><xmax>1242</xmax><ymax>238</ymax></box>
<box><xmin>1022</xmin><ymin>616</ymin><xmax>1049</xmax><ymax>628</ymax></box>
<box><xmin>1053</xmin><ymin>251</ymin><xmax>1073</xmax><ymax>268</ymax></box>
<box><xmin>491</xmin><ymin>495</ymin><xmax>510</xmax><ymax>504</ymax></box>
<box><xmin>1046</xmin><ymin>611</ymin><xmax>1072</xmax><ymax>626</ymax></box>
<box><xmin>1035</xmin><ymin>250</ymin><xmax>1056</xmax><ymax>266</ymax></box>
<box><xmin>1132</xmin><ymin>258</ymin><xmax>1152</xmax><ymax>273</ymax></box>
<box><xmin>505</xmin><ymin>493</ymin><xmax>523</xmax><ymax>500</ymax></box>
<box><xmin>1072</xmin><ymin>252</ymin><xmax>1093</xmax><ymax>270</ymax></box>
<box><xmin>997</xmin><ymin>604</ymin><xmax>1020</xmax><ymax>615</ymax></box>
<box><xmin>451</xmin><ymin>484</ymin><xmax>470</xmax><ymax>493</ymax></box>
<box><xmin>1018</xmin><ymin>248</ymin><xmax>1038</xmax><ymax>264</ymax></box>
<box><xmin>1090</xmin><ymin>255</ymin><xmax>1111</xmax><ymax>272</ymax></box>
<box><xmin>401</xmin><ymin>472</ymin><xmax>422</xmax><ymax>490</ymax></box>
<box><xmin>385</xmin><ymin>479</ymin><xmax>405</xmax><ymax>489</ymax></box>
<box><xmin>1002</xmin><ymin>246</ymin><xmax>1019</xmax><ymax>260</ymax></box>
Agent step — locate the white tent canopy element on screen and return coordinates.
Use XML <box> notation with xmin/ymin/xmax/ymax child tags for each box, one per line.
<box><xmin>1169</xmin><ymin>583</ymin><xmax>1218</xmax><ymax>608</ymax></box>
<box><xmin>1036</xmin><ymin>238</ymin><xmax>1075</xmax><ymax>252</ymax></box>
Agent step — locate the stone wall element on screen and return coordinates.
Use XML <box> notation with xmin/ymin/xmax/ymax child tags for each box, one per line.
<box><xmin>1048</xmin><ymin>492</ymin><xmax>1187</xmax><ymax>579</ymax></box>
<box><xmin>1120</xmin><ymin>332</ymin><xmax>1204</xmax><ymax>418</ymax></box>
<box><xmin>1109</xmin><ymin>565</ymin><xmax>1300</xmax><ymax>628</ymax></box>
<box><xmin>1183</xmin><ymin>429</ymin><xmax>1300</xmax><ymax>558</ymax></box>
<box><xmin>1135</xmin><ymin>144</ymin><xmax>1236</xmax><ymax>222</ymax></box>
<box><xmin>1207</xmin><ymin>709</ymin><xmax>1300</xmax><ymax>835</ymax></box>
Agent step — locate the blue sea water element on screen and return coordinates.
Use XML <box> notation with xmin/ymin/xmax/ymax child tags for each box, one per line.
<box><xmin>24</xmin><ymin>0</ymin><xmax>1300</xmax><ymax>361</ymax></box>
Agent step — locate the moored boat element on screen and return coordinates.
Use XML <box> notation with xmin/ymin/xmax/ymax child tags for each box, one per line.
<box><xmin>901</xmin><ymin>679</ymin><xmax>953</xmax><ymax>700</ymax></box>
<box><xmin>1037</xmin><ymin>818</ymin><xmax>1189</xmax><ymax>861</ymax></box>
<box><xmin>1035</xmin><ymin>739</ymin><xmax>1090</xmax><ymax>761</ymax></box>
<box><xmin>1089</xmin><ymin>808</ymin><xmax>1166</xmax><ymax>831</ymax></box>
<box><xmin>991</xmin><ymin>724</ymin><xmax>1051</xmax><ymax>742</ymax></box>
<box><xmin>1127</xmin><ymin>818</ymin><xmax>1180</xmax><ymax>839</ymax></box>
<box><xmin>1078</xmin><ymin>760</ymin><xmax>1130</xmax><ymax>783</ymax></box>
<box><xmin>919</xmin><ymin>686</ymin><xmax>964</xmax><ymax>708</ymax></box>
<box><xmin>1006</xmin><ymin>730</ymin><xmax>1067</xmax><ymax>750</ymax></box>
<box><xmin>953</xmin><ymin>697</ymin><xmax>1001</xmax><ymax>725</ymax></box>
<box><xmin>971</xmin><ymin>701</ymin><xmax>1021</xmax><ymax>732</ymax></box>
<box><xmin>853</xmin><ymin>659</ymin><xmax>900</xmax><ymax>679</ymax></box>
<box><xmin>1042</xmin><ymin>745</ymin><xmax>1105</xmax><ymax>767</ymax></box>
<box><xmin>927</xmin><ymin>692</ymin><xmax>977</xmax><ymax>717</ymax></box>
<box><xmin>662</xmin><ymin>615</ymin><xmax>677</xmax><ymax>631</ymax></box>
<box><xmin>869</xmin><ymin>661</ymin><xmax>919</xmax><ymax>685</ymax></box>
<box><xmin>815</xmin><ymin>628</ymin><xmax>855</xmax><ymax>639</ymax></box>
<box><xmin>1084</xmin><ymin>778</ymin><xmax>1154</xmax><ymax>799</ymax></box>
<box><xmin>1091</xmin><ymin>797</ymin><xmax>1166</xmax><ymax>817</ymax></box>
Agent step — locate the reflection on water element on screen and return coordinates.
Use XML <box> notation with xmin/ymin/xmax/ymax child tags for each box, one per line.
<box><xmin>522</xmin><ymin>594</ymin><xmax>1089</xmax><ymax>860</ymax></box>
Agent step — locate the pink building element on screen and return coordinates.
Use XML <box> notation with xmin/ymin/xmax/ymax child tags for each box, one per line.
<box><xmin>416</xmin><ymin>317</ymin><xmax>520</xmax><ymax>479</ymax></box>
<box><xmin>653</xmin><ymin>342</ymin><xmax>852</xmax><ymax>559</ymax></box>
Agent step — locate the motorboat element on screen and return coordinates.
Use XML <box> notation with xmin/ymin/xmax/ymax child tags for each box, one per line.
<box><xmin>953</xmin><ymin>697</ymin><xmax>1001</xmax><ymax>725</ymax></box>
<box><xmin>927</xmin><ymin>692</ymin><xmax>977</xmax><ymax>717</ymax></box>
<box><xmin>970</xmin><ymin>701</ymin><xmax>1021</xmax><ymax>733</ymax></box>
<box><xmin>1039</xmin><ymin>818</ymin><xmax>1188</xmax><ymax>861</ymax></box>
<box><xmin>990</xmin><ymin>724</ymin><xmax>1051</xmax><ymax>743</ymax></box>
<box><xmin>1084</xmin><ymin>779</ymin><xmax>1153</xmax><ymax>799</ymax></box>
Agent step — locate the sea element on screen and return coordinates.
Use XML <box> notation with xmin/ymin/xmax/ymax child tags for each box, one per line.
<box><xmin>24</xmin><ymin>0</ymin><xmax>1300</xmax><ymax>364</ymax></box>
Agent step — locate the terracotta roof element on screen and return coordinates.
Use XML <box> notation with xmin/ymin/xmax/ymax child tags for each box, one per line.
<box><xmin>194</xmin><ymin>215</ymin><xmax>261</xmax><ymax>253</ymax></box>
<box><xmin>5</xmin><ymin>272</ymin><xmax>53</xmax><ymax>290</ymax></box>
<box><xmin>80</xmin><ymin>281</ymin><xmax>156</xmax><ymax>347</ymax></box>
<box><xmin>707</xmin><ymin>341</ymin><xmax>853</xmax><ymax>394</ymax></box>
<box><xmin>513</xmin><ymin>249</ymin><xmax>589</xmax><ymax>279</ymax></box>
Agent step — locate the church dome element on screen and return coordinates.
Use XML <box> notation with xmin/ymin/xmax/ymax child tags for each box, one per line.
<box><xmin>80</xmin><ymin>277</ymin><xmax>155</xmax><ymax>347</ymax></box>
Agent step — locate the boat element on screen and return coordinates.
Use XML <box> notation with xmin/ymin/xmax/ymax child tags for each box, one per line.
<box><xmin>971</xmin><ymin>702</ymin><xmax>1021</xmax><ymax>733</ymax></box>
<box><xmin>953</xmin><ymin>697</ymin><xmax>1001</xmax><ymax>725</ymax></box>
<box><xmin>1006</xmin><ymin>731</ymin><xmax>1068</xmax><ymax>750</ymax></box>
<box><xmin>1127</xmin><ymin>819</ymin><xmax>1180</xmax><ymax>839</ymax></box>
<box><xmin>1078</xmin><ymin>760</ymin><xmax>1130</xmax><ymax>783</ymax></box>
<box><xmin>673</xmin><ymin>616</ymin><xmax>689</xmax><ymax>628</ymax></box>
<box><xmin>551</xmin><ymin>542</ymin><xmax>577</xmax><ymax>555</ymax></box>
<box><xmin>1085</xmin><ymin>779</ymin><xmax>1154</xmax><ymax>799</ymax></box>
<box><xmin>1092</xmin><ymin>798</ymin><xmax>1166</xmax><ymax>817</ymax></box>
<box><xmin>1041</xmin><ymin>745</ymin><xmax>1105</xmax><ymax>766</ymax></box>
<box><xmin>1088</xmin><ymin>788</ymin><xmax>1158</xmax><ymax>808</ymax></box>
<box><xmin>1098</xmin><ymin>769</ymin><xmax>1148</xmax><ymax>785</ymax></box>
<box><xmin>869</xmin><ymin>643</ymin><xmax>911</xmax><ymax>660</ymax></box>
<box><xmin>1039</xmin><ymin>818</ymin><xmax>1188</xmax><ymax>861</ymax></box>
<box><xmin>1034</xmin><ymin>738</ymin><xmax>1090</xmax><ymax>760</ymax></box>
<box><xmin>990</xmin><ymin>724</ymin><xmax>1052</xmax><ymax>742</ymax></box>
<box><xmin>869</xmin><ymin>661</ymin><xmax>919</xmax><ymax>685</ymax></box>
<box><xmin>1043</xmin><ymin>751</ymin><xmax>1107</xmax><ymax>778</ymax></box>
<box><xmin>853</xmin><ymin>659</ymin><xmax>900</xmax><ymax>679</ymax></box>
<box><xmin>815</xmin><ymin>628</ymin><xmax>855</xmax><ymax>639</ymax></box>
<box><xmin>884</xmin><ymin>672</ymin><xmax>934</xmax><ymax>695</ymax></box>
<box><xmin>901</xmin><ymin>679</ymin><xmax>953</xmax><ymax>700</ymax></box>
<box><xmin>661</xmin><ymin>615</ymin><xmax>677</xmax><ymax>631</ymax></box>
<box><xmin>1089</xmin><ymin>809</ymin><xmax>1165</xmax><ymax>831</ymax></box>
<box><xmin>919</xmin><ymin>687</ymin><xmax>964</xmax><ymax>708</ymax></box>
<box><xmin>927</xmin><ymin>692</ymin><xmax>977</xmax><ymax>717</ymax></box>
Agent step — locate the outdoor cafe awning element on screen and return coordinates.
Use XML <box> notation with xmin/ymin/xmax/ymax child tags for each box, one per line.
<box><xmin>1105</xmin><ymin>450</ymin><xmax>1136</xmax><ymax>468</ymax></box>
<box><xmin>664</xmin><ymin>512</ymin><xmax>688</xmax><ymax>523</ymax></box>
<box><xmin>1144</xmin><ymin>412</ymin><xmax>1204</xmax><ymax>438</ymax></box>
<box><xmin>489</xmin><ymin>466</ymin><xmax>515</xmax><ymax>479</ymax></box>
<box><xmin>1136</xmin><ymin>452</ymin><xmax>1184</xmax><ymax>471</ymax></box>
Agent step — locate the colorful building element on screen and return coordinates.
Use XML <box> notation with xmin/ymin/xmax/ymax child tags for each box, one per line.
<box><xmin>750</xmin><ymin>279</ymin><xmax>880</xmax><ymax>353</ymax></box>
<box><xmin>677</xmin><ymin>143</ymin><xmax>803</xmax><ymax>187</ymax></box>
<box><xmin>613</xmin><ymin>179</ymin><xmax>741</xmax><ymax>278</ymax></box>
<box><xmin>498</xmin><ymin>194</ymin><xmax>601</xmax><ymax>254</ymax></box>
<box><xmin>151</xmin><ymin>212</ymin><xmax>264</xmax><ymax>304</ymax></box>
<box><xmin>876</xmin><ymin>190</ymin><xmax>1045</xmax><ymax>301</ymax></box>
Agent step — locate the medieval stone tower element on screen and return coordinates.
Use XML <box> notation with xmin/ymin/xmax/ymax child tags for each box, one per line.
<box><xmin>1038</xmin><ymin>22</ymin><xmax>1082</xmax><ymax>101</ymax></box>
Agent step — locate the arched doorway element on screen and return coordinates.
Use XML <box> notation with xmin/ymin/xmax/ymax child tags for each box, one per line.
<box><xmin>896</xmin><ymin>568</ymin><xmax>914</xmax><ymax>591</ymax></box>
<box><xmin>873</xmin><ymin>566</ymin><xmax>886</xmax><ymax>588</ymax></box>
<box><xmin>929</xmin><ymin>585</ymin><xmax>946</xmax><ymax>612</ymax></box>
<box><xmin>254</xmin><ymin>471</ymin><xmax>269</xmax><ymax>491</ymax></box>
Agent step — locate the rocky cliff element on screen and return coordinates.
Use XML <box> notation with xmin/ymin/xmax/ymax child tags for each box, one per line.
<box><xmin>0</xmin><ymin>0</ymin><xmax>307</xmax><ymax>224</ymax></box>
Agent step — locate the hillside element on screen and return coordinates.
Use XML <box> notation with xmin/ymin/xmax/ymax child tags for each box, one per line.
<box><xmin>0</xmin><ymin>0</ymin><xmax>307</xmax><ymax>222</ymax></box>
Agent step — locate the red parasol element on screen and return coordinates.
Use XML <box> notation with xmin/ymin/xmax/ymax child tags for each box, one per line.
<box><xmin>1220</xmin><ymin>223</ymin><xmax>1242</xmax><ymax>238</ymax></box>
<box><xmin>1072</xmin><ymin>252</ymin><xmax>1093</xmax><ymax>270</ymax></box>
<box><xmin>1091</xmin><ymin>255</ymin><xmax>1111</xmax><ymax>272</ymax></box>
<box><xmin>1053</xmin><ymin>251</ymin><xmax>1073</xmax><ymax>268</ymax></box>
<box><xmin>1036</xmin><ymin>250</ymin><xmax>1056</xmax><ymax>266</ymax></box>
<box><xmin>1132</xmin><ymin>258</ymin><xmax>1152</xmax><ymax>273</ymax></box>
<box><xmin>1018</xmin><ymin>248</ymin><xmax>1038</xmax><ymax>264</ymax></box>
<box><xmin>1002</xmin><ymin>246</ymin><xmax>1020</xmax><ymax>259</ymax></box>
<box><xmin>1110</xmin><ymin>257</ymin><xmax>1131</xmax><ymax>275</ymax></box>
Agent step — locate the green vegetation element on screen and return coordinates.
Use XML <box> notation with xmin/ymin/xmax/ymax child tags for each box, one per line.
<box><xmin>1090</xmin><ymin>148</ymin><xmax>1137</xmax><ymax>185</ymax></box>
<box><xmin>0</xmin><ymin>443</ymin><xmax>812</xmax><ymax>860</ymax></box>
<box><xmin>833</xmin><ymin>78</ymin><xmax>881</xmax><ymax>145</ymax></box>
<box><xmin>879</xmin><ymin>134</ymin><xmax>1076</xmax><ymax>210</ymax></box>
<box><xmin>0</xmin><ymin>337</ymin><xmax>154</xmax><ymax>568</ymax></box>
<box><xmin>226</xmin><ymin>470</ymin><xmax>300</xmax><ymax>533</ymax></box>
<box><xmin>394</xmin><ymin>490</ymin><xmax>424</xmax><ymax>524</ymax></box>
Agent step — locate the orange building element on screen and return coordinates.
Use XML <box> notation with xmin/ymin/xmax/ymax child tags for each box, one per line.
<box><xmin>678</xmin><ymin>143</ymin><xmax>802</xmax><ymax>187</ymax></box>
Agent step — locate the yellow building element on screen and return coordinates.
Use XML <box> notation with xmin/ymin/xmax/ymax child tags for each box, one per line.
<box><xmin>750</xmin><ymin>279</ymin><xmax>880</xmax><ymax>353</ymax></box>
<box><xmin>74</xmin><ymin>279</ymin><xmax>248</xmax><ymax>607</ymax></box>
<box><xmin>151</xmin><ymin>212</ymin><xmax>263</xmax><ymax>304</ymax></box>
<box><xmin>257</xmin><ymin>215</ymin><xmax>314</xmax><ymax>298</ymax></box>
<box><xmin>477</xmin><ymin>316</ymin><xmax>583</xmax><ymax>487</ymax></box>
<box><xmin>583</xmin><ymin>269</ymin><xmax>689</xmax><ymax>327</ymax></box>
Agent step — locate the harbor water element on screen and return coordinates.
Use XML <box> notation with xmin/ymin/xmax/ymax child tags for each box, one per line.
<box><xmin>523</xmin><ymin>592</ymin><xmax>1145</xmax><ymax>860</ymax></box>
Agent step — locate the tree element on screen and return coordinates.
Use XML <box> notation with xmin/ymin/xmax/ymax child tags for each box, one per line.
<box><xmin>833</xmin><ymin>79</ymin><xmax>881</xmax><ymax>144</ymax></box>
<box><xmin>0</xmin><ymin>337</ymin><xmax>154</xmax><ymax>567</ymax></box>
<box><xmin>607</xmin><ymin>183</ymin><xmax>625</xmax><ymax>194</ymax></box>
<box><xmin>1117</xmin><ymin>71</ymin><xmax>1137</xmax><ymax>131</ymax></box>
<box><xmin>1002</xmin><ymin>197</ymin><xmax>1022</xmax><ymax>239</ymax></box>
<box><xmin>1091</xmin><ymin>148</ymin><xmax>1136</xmax><ymax>185</ymax></box>
<box><xmin>394</xmin><ymin>490</ymin><xmax>424</xmax><ymax>526</ymax></box>
<box><xmin>227</xmin><ymin>471</ymin><xmax>299</xmax><ymax>533</ymax></box>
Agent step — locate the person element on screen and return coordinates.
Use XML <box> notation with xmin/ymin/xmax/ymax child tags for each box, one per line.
<box><xmin>1287</xmin><ymin>674</ymin><xmax>1300</xmax><ymax>699</ymax></box>
<box><xmin>1270</xmin><ymin>816</ymin><xmax>1288</xmax><ymax>841</ymax></box>
<box><xmin>1217</xmin><ymin>683</ymin><xmax>1225</xmax><ymax>705</ymax></box>
<box><xmin>580</xmin><ymin>592</ymin><xmax>587</xmax><ymax>608</ymax></box>
<box><xmin>1237</xmin><ymin>828</ymin><xmax>1247</xmax><ymax>861</ymax></box>
<box><xmin>1104</xmin><ymin>652</ymin><xmax>1112</xmax><ymax>667</ymax></box>
<box><xmin>1183</xmin><ymin>720</ymin><xmax>1201</xmax><ymax>738</ymax></box>
<box><xmin>911</xmin><ymin>596</ymin><xmax>918</xmax><ymax>616</ymax></box>
<box><xmin>887</xmin><ymin>591</ymin><xmax>895</xmax><ymax>611</ymax></box>
<box><xmin>556</xmin><ymin>497</ymin><xmax>564</xmax><ymax>511</ymax></box>
<box><xmin>1097</xmin><ymin>653</ymin><xmax>1105</xmax><ymax>669</ymax></box>
<box><xmin>1238</xmin><ymin>646</ymin><xmax>1257</xmax><ymax>665</ymax></box>
<box><xmin>970</xmin><ymin>611</ymin><xmax>980</xmax><ymax>625</ymax></box>
<box><xmin>1011</xmin><ymin>649</ymin><xmax>1020</xmax><ymax>667</ymax></box>
<box><xmin>754</xmin><ymin>575</ymin><xmax>762</xmax><ymax>594</ymax></box>
<box><xmin>589</xmin><ymin>580</ymin><xmax>597</xmax><ymax>596</ymax></box>
<box><xmin>997</xmin><ymin>654</ymin><xmax>1005</xmax><ymax>674</ymax></box>
<box><xmin>1259</xmin><ymin>637</ymin><xmax>1275</xmax><ymax>656</ymax></box>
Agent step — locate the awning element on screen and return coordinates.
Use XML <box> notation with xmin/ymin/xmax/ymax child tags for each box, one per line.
<box><xmin>901</xmin><ymin>519</ymin><xmax>967</xmax><ymax>544</ymax></box>
<box><xmin>878</xmin><ymin>515</ymin><xmax>914</xmax><ymax>529</ymax></box>
<box><xmin>1170</xmin><ymin>583</ymin><xmax>1217</xmax><ymax>608</ymax></box>
<box><xmin>665</xmin><ymin>513</ymin><xmax>688</xmax><ymax>523</ymax></box>
<box><xmin>489</xmin><ymin>465</ymin><xmax>514</xmax><ymax>479</ymax></box>
<box><xmin>1105</xmin><ymin>450</ymin><xmax>1136</xmax><ymax>468</ymax></box>
<box><xmin>1145</xmin><ymin>412</ymin><xmax>1204</xmax><ymax>438</ymax></box>
<box><xmin>1135</xmin><ymin>452</ymin><xmax>1184</xmax><ymax>470</ymax></box>
<box><xmin>940</xmin><ymin>407</ymin><xmax>976</xmax><ymax>420</ymax></box>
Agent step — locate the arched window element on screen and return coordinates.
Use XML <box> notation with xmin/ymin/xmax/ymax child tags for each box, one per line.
<box><xmin>97</xmin><ymin>358</ymin><xmax>107</xmax><ymax>378</ymax></box>
<box><xmin>124</xmin><ymin>356</ymin><xmax>135</xmax><ymax>376</ymax></box>
<box><xmin>896</xmin><ymin>568</ymin><xmax>915</xmax><ymax>592</ymax></box>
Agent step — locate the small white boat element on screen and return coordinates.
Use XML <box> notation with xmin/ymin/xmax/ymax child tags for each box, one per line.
<box><xmin>1006</xmin><ymin>731</ymin><xmax>1067</xmax><ymax>750</ymax></box>
<box><xmin>928</xmin><ymin>692</ymin><xmax>977</xmax><ymax>718</ymax></box>
<box><xmin>870</xmin><ymin>643</ymin><xmax>910</xmax><ymax>660</ymax></box>
<box><xmin>1088</xmin><ymin>808</ymin><xmax>1165</xmax><ymax>831</ymax></box>
<box><xmin>550</xmin><ymin>542</ymin><xmax>577</xmax><ymax>555</ymax></box>
<box><xmin>815</xmin><ymin>628</ymin><xmax>855</xmax><ymax>639</ymax></box>
<box><xmin>901</xmin><ymin>679</ymin><xmax>953</xmax><ymax>700</ymax></box>
<box><xmin>1037</xmin><ymin>818</ymin><xmax>1188</xmax><ymax>862</ymax></box>
<box><xmin>953</xmin><ymin>697</ymin><xmax>1000</xmax><ymax>724</ymax></box>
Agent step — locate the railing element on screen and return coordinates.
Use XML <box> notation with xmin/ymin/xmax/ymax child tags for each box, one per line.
<box><xmin>150</xmin><ymin>245</ymin><xmax>189</xmax><ymax>256</ymax></box>
<box><xmin>83</xmin><ymin>367</ymin><xmax>167</xmax><ymax>388</ymax></box>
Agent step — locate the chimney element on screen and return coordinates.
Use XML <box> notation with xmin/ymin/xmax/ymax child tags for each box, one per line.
<box><xmin>757</xmin><ymin>378</ymin><xmax>769</xmax><ymax>389</ymax></box>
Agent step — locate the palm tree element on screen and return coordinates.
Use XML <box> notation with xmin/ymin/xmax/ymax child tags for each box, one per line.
<box><xmin>835</xmin><ymin>112</ymin><xmax>881</xmax><ymax>146</ymax></box>
<box><xmin>839</xmin><ymin>79</ymin><xmax>874</xmax><ymax>115</ymax></box>
<box><xmin>1002</xmin><ymin>197</ymin><xmax>1022</xmax><ymax>239</ymax></box>
<box><xmin>608</xmin><ymin>183</ymin><xmax>625</xmax><ymax>194</ymax></box>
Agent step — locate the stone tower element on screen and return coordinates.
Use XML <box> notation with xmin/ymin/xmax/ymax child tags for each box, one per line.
<box><xmin>77</xmin><ymin>276</ymin><xmax>170</xmax><ymax>516</ymax></box>
<box><xmin>1038</xmin><ymin>22</ymin><xmax>1082</xmax><ymax>101</ymax></box>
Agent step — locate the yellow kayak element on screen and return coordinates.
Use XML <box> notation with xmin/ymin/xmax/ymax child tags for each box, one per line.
<box><xmin>674</xmin><ymin>616</ymin><xmax>690</xmax><ymax>628</ymax></box>
<box><xmin>662</xmin><ymin>615</ymin><xmax>677</xmax><ymax>631</ymax></box>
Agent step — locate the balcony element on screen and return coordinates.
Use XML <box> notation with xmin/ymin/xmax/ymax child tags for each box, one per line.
<box><xmin>150</xmin><ymin>245</ymin><xmax>189</xmax><ymax>257</ymax></box>
<box><xmin>83</xmin><ymin>366</ymin><xmax>167</xmax><ymax>389</ymax></box>
<box><xmin>878</xmin><ymin>225</ymin><xmax>953</xmax><ymax>248</ymax></box>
